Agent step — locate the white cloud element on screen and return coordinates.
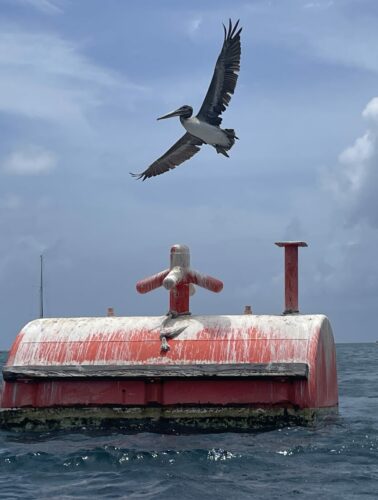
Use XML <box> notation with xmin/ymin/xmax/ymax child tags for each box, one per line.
<box><xmin>303</xmin><ymin>1</ymin><xmax>334</xmax><ymax>10</ymax></box>
<box><xmin>3</xmin><ymin>146</ymin><xmax>57</xmax><ymax>175</ymax></box>
<box><xmin>335</xmin><ymin>131</ymin><xmax>374</xmax><ymax>194</ymax></box>
<box><xmin>324</xmin><ymin>96</ymin><xmax>378</xmax><ymax>226</ymax></box>
<box><xmin>187</xmin><ymin>17</ymin><xmax>203</xmax><ymax>36</ymax></box>
<box><xmin>246</xmin><ymin>0</ymin><xmax>378</xmax><ymax>74</ymax></box>
<box><xmin>339</xmin><ymin>132</ymin><xmax>374</xmax><ymax>167</ymax></box>
<box><xmin>0</xmin><ymin>32</ymin><xmax>115</xmax><ymax>85</ymax></box>
<box><xmin>13</xmin><ymin>0</ymin><xmax>63</xmax><ymax>14</ymax></box>
<box><xmin>312</xmin><ymin>35</ymin><xmax>378</xmax><ymax>74</ymax></box>
<box><xmin>362</xmin><ymin>97</ymin><xmax>378</xmax><ymax>125</ymax></box>
<box><xmin>0</xmin><ymin>29</ymin><xmax>146</xmax><ymax>128</ymax></box>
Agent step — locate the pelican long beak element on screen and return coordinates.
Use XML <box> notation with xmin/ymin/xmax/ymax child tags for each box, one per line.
<box><xmin>157</xmin><ymin>108</ymin><xmax>184</xmax><ymax>120</ymax></box>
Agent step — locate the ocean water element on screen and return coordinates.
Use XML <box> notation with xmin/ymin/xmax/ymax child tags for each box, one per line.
<box><xmin>0</xmin><ymin>344</ymin><xmax>377</xmax><ymax>499</ymax></box>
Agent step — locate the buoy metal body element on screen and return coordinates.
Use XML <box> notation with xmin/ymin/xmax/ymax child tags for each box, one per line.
<box><xmin>0</xmin><ymin>243</ymin><xmax>338</xmax><ymax>431</ymax></box>
<box><xmin>1</xmin><ymin>313</ymin><xmax>337</xmax><ymax>412</ymax></box>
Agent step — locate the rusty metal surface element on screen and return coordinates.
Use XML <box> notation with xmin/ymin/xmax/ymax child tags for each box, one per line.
<box><xmin>0</xmin><ymin>314</ymin><xmax>338</xmax><ymax>411</ymax></box>
<box><xmin>0</xmin><ymin>405</ymin><xmax>338</xmax><ymax>432</ymax></box>
<box><xmin>275</xmin><ymin>241</ymin><xmax>308</xmax><ymax>314</ymax></box>
<box><xmin>5</xmin><ymin>314</ymin><xmax>326</xmax><ymax>367</ymax></box>
<box><xmin>3</xmin><ymin>362</ymin><xmax>309</xmax><ymax>380</ymax></box>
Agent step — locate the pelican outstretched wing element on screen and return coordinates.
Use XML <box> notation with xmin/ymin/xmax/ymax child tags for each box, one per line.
<box><xmin>197</xmin><ymin>19</ymin><xmax>242</xmax><ymax>126</ymax></box>
<box><xmin>131</xmin><ymin>133</ymin><xmax>204</xmax><ymax>181</ymax></box>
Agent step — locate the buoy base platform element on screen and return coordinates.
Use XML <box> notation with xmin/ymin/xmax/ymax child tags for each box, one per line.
<box><xmin>0</xmin><ymin>406</ymin><xmax>337</xmax><ymax>433</ymax></box>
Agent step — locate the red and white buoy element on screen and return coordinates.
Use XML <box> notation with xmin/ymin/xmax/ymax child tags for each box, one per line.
<box><xmin>0</xmin><ymin>242</ymin><xmax>338</xmax><ymax>431</ymax></box>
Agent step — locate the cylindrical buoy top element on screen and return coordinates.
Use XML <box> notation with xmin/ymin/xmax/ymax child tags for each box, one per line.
<box><xmin>275</xmin><ymin>241</ymin><xmax>308</xmax><ymax>249</ymax></box>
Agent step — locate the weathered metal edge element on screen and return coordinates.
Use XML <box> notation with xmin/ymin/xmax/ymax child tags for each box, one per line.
<box><xmin>0</xmin><ymin>405</ymin><xmax>338</xmax><ymax>432</ymax></box>
<box><xmin>2</xmin><ymin>363</ymin><xmax>309</xmax><ymax>381</ymax></box>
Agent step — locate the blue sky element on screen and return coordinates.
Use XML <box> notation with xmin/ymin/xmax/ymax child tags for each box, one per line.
<box><xmin>0</xmin><ymin>0</ymin><xmax>378</xmax><ymax>347</ymax></box>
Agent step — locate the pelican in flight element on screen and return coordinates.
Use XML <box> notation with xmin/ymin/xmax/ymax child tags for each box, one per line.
<box><xmin>131</xmin><ymin>19</ymin><xmax>242</xmax><ymax>181</ymax></box>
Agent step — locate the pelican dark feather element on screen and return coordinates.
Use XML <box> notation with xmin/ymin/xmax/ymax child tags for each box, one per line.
<box><xmin>131</xmin><ymin>19</ymin><xmax>242</xmax><ymax>181</ymax></box>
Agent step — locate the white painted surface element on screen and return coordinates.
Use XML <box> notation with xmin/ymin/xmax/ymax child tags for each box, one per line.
<box><xmin>163</xmin><ymin>267</ymin><xmax>186</xmax><ymax>290</ymax></box>
<box><xmin>8</xmin><ymin>315</ymin><xmax>328</xmax><ymax>367</ymax></box>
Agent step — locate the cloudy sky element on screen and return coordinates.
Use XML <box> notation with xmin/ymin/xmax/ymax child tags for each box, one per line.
<box><xmin>0</xmin><ymin>0</ymin><xmax>377</xmax><ymax>347</ymax></box>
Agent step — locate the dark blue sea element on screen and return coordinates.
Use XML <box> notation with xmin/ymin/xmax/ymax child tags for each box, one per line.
<box><xmin>0</xmin><ymin>344</ymin><xmax>377</xmax><ymax>499</ymax></box>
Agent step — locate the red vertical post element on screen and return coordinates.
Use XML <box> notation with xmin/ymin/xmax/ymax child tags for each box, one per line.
<box><xmin>164</xmin><ymin>245</ymin><xmax>191</xmax><ymax>315</ymax></box>
<box><xmin>275</xmin><ymin>241</ymin><xmax>308</xmax><ymax>314</ymax></box>
<box><xmin>169</xmin><ymin>283</ymin><xmax>190</xmax><ymax>315</ymax></box>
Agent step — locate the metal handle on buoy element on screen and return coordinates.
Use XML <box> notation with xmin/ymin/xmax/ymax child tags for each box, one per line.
<box><xmin>275</xmin><ymin>241</ymin><xmax>308</xmax><ymax>315</ymax></box>
<box><xmin>136</xmin><ymin>244</ymin><xmax>223</xmax><ymax>316</ymax></box>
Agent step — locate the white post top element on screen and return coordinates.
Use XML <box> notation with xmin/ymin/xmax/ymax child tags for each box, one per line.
<box><xmin>170</xmin><ymin>244</ymin><xmax>190</xmax><ymax>268</ymax></box>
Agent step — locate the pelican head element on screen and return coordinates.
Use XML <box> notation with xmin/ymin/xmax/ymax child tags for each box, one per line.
<box><xmin>157</xmin><ymin>105</ymin><xmax>193</xmax><ymax>121</ymax></box>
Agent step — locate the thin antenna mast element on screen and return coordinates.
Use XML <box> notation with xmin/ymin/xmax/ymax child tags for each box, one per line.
<box><xmin>39</xmin><ymin>254</ymin><xmax>44</xmax><ymax>318</ymax></box>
